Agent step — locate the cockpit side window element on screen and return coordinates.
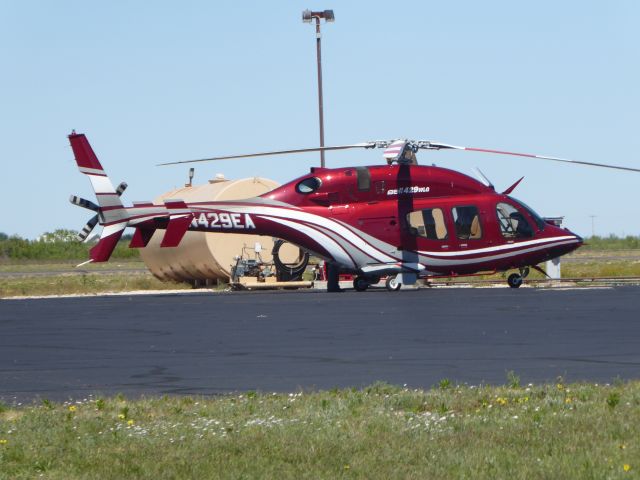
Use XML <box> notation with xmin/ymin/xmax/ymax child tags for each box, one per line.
<box><xmin>452</xmin><ymin>205</ymin><xmax>482</xmax><ymax>239</ymax></box>
<box><xmin>296</xmin><ymin>177</ymin><xmax>322</xmax><ymax>194</ymax></box>
<box><xmin>496</xmin><ymin>202</ymin><xmax>534</xmax><ymax>238</ymax></box>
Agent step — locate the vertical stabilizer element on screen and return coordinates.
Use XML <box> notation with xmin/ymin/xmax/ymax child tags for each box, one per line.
<box><xmin>69</xmin><ymin>131</ymin><xmax>129</xmax><ymax>263</ymax></box>
<box><xmin>69</xmin><ymin>132</ymin><xmax>124</xmax><ymax>210</ymax></box>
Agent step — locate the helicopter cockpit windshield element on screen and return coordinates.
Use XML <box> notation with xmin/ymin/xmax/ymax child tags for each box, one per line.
<box><xmin>496</xmin><ymin>197</ymin><xmax>546</xmax><ymax>239</ymax></box>
<box><xmin>508</xmin><ymin>197</ymin><xmax>546</xmax><ymax>231</ymax></box>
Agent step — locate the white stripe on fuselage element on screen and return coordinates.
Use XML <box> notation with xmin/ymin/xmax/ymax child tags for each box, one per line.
<box><xmin>419</xmin><ymin>239</ymin><xmax>580</xmax><ymax>267</ymax></box>
<box><xmin>418</xmin><ymin>235</ymin><xmax>578</xmax><ymax>257</ymax></box>
<box><xmin>204</xmin><ymin>204</ymin><xmax>397</xmax><ymax>264</ymax></box>
<box><xmin>259</xmin><ymin>215</ymin><xmax>355</xmax><ymax>268</ymax></box>
<box><xmin>117</xmin><ymin>202</ymin><xmax>579</xmax><ymax>272</ymax></box>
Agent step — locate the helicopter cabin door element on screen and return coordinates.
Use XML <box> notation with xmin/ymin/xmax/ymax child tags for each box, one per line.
<box><xmin>449</xmin><ymin>204</ymin><xmax>485</xmax><ymax>251</ymax></box>
<box><xmin>405</xmin><ymin>207</ymin><xmax>453</xmax><ymax>253</ymax></box>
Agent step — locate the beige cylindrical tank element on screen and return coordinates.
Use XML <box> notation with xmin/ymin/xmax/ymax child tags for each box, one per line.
<box><xmin>139</xmin><ymin>175</ymin><xmax>280</xmax><ymax>284</ymax></box>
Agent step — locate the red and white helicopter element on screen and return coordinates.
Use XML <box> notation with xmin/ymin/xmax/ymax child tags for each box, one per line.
<box><xmin>69</xmin><ymin>132</ymin><xmax>639</xmax><ymax>291</ymax></box>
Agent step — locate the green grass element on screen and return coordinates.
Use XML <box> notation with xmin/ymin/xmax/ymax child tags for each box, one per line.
<box><xmin>0</xmin><ymin>273</ymin><xmax>191</xmax><ymax>297</ymax></box>
<box><xmin>1</xmin><ymin>382</ymin><xmax>639</xmax><ymax>479</ymax></box>
<box><xmin>562</xmin><ymin>261</ymin><xmax>640</xmax><ymax>278</ymax></box>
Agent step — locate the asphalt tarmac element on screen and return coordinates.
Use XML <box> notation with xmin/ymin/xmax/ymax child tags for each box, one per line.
<box><xmin>1</xmin><ymin>286</ymin><xmax>639</xmax><ymax>403</ymax></box>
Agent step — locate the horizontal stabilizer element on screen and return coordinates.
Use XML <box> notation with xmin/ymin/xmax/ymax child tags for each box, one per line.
<box><xmin>164</xmin><ymin>199</ymin><xmax>188</xmax><ymax>210</ymax></box>
<box><xmin>160</xmin><ymin>215</ymin><xmax>191</xmax><ymax>247</ymax></box>
<box><xmin>130</xmin><ymin>227</ymin><xmax>156</xmax><ymax>248</ymax></box>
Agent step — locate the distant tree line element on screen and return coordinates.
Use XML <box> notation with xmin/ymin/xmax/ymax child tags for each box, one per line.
<box><xmin>583</xmin><ymin>235</ymin><xmax>640</xmax><ymax>250</ymax></box>
<box><xmin>0</xmin><ymin>229</ymin><xmax>139</xmax><ymax>261</ymax></box>
<box><xmin>1</xmin><ymin>230</ymin><xmax>639</xmax><ymax>261</ymax></box>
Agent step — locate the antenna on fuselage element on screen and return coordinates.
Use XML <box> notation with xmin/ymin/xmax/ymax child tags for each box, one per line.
<box><xmin>472</xmin><ymin>167</ymin><xmax>494</xmax><ymax>189</ymax></box>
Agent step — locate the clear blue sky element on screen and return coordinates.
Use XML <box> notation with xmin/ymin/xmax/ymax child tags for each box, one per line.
<box><xmin>1</xmin><ymin>1</ymin><xmax>639</xmax><ymax>239</ymax></box>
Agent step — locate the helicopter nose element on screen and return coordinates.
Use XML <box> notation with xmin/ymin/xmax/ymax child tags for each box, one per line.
<box><xmin>565</xmin><ymin>230</ymin><xmax>583</xmax><ymax>253</ymax></box>
<box><xmin>566</xmin><ymin>230</ymin><xmax>583</xmax><ymax>245</ymax></box>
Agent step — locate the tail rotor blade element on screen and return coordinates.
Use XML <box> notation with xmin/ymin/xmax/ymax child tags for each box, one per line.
<box><xmin>116</xmin><ymin>182</ymin><xmax>128</xmax><ymax>196</ymax></box>
<box><xmin>69</xmin><ymin>195</ymin><xmax>99</xmax><ymax>212</ymax></box>
<box><xmin>77</xmin><ymin>214</ymin><xmax>99</xmax><ymax>242</ymax></box>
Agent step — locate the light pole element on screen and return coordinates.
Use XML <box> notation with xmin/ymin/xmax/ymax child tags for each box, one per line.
<box><xmin>302</xmin><ymin>9</ymin><xmax>334</xmax><ymax>168</ymax></box>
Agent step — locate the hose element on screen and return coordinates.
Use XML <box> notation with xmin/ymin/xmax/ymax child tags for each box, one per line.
<box><xmin>272</xmin><ymin>239</ymin><xmax>309</xmax><ymax>282</ymax></box>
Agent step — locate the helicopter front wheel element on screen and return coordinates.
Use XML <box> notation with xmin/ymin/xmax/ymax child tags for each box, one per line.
<box><xmin>385</xmin><ymin>275</ymin><xmax>402</xmax><ymax>292</ymax></box>
<box><xmin>507</xmin><ymin>273</ymin><xmax>523</xmax><ymax>289</ymax></box>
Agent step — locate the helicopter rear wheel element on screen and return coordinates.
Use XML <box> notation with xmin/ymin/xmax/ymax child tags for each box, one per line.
<box><xmin>353</xmin><ymin>276</ymin><xmax>369</xmax><ymax>292</ymax></box>
<box><xmin>507</xmin><ymin>273</ymin><xmax>523</xmax><ymax>289</ymax></box>
<box><xmin>385</xmin><ymin>275</ymin><xmax>402</xmax><ymax>292</ymax></box>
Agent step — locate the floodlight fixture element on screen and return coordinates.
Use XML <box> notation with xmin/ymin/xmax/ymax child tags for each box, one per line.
<box><xmin>302</xmin><ymin>9</ymin><xmax>334</xmax><ymax>23</ymax></box>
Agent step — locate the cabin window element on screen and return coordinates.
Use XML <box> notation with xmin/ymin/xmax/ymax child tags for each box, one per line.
<box><xmin>496</xmin><ymin>202</ymin><xmax>534</xmax><ymax>238</ymax></box>
<box><xmin>452</xmin><ymin>206</ymin><xmax>482</xmax><ymax>239</ymax></box>
<box><xmin>296</xmin><ymin>177</ymin><xmax>322</xmax><ymax>194</ymax></box>
<box><xmin>356</xmin><ymin>167</ymin><xmax>371</xmax><ymax>191</ymax></box>
<box><xmin>407</xmin><ymin>208</ymin><xmax>448</xmax><ymax>240</ymax></box>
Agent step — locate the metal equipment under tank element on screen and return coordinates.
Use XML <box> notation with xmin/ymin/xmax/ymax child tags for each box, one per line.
<box><xmin>139</xmin><ymin>175</ymin><xmax>283</xmax><ymax>285</ymax></box>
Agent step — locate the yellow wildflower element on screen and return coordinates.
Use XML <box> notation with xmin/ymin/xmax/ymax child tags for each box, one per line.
<box><xmin>565</xmin><ymin>397</ymin><xmax>572</xmax><ymax>404</ymax></box>
<box><xmin>620</xmin><ymin>444</ymin><xmax>626</xmax><ymax>450</ymax></box>
<box><xmin>0</xmin><ymin>439</ymin><xmax>7</xmax><ymax>445</ymax></box>
<box><xmin>118</xmin><ymin>413</ymin><xmax>126</xmax><ymax>420</ymax></box>
<box><xmin>68</xmin><ymin>405</ymin><xmax>77</xmax><ymax>412</ymax></box>
<box><xmin>496</xmin><ymin>397</ymin><xmax>508</xmax><ymax>406</ymax></box>
<box><xmin>344</xmin><ymin>465</ymin><xmax>350</xmax><ymax>470</ymax></box>
<box><xmin>127</xmin><ymin>419</ymin><xmax>135</xmax><ymax>426</ymax></box>
<box><xmin>623</xmin><ymin>464</ymin><xmax>631</xmax><ymax>472</ymax></box>
<box><xmin>556</xmin><ymin>383</ymin><xmax>564</xmax><ymax>391</ymax></box>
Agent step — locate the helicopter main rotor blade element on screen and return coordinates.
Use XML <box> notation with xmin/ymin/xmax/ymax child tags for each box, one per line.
<box><xmin>426</xmin><ymin>142</ymin><xmax>640</xmax><ymax>173</ymax></box>
<box><xmin>158</xmin><ymin>143</ymin><xmax>375</xmax><ymax>166</ymax></box>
